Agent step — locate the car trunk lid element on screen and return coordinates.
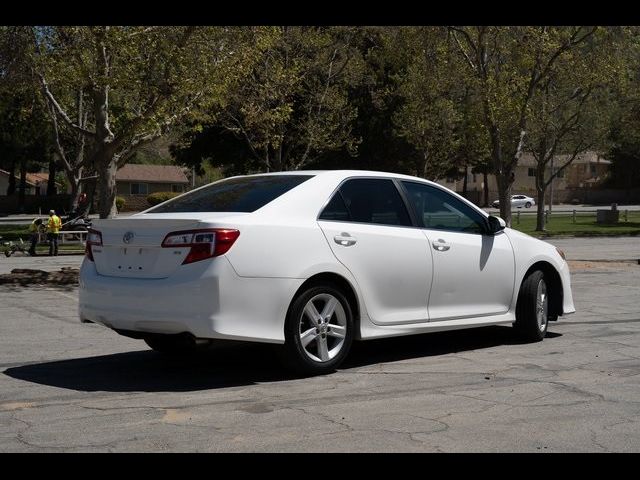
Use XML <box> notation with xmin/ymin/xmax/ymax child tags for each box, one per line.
<box><xmin>90</xmin><ymin>214</ymin><xmax>244</xmax><ymax>279</ymax></box>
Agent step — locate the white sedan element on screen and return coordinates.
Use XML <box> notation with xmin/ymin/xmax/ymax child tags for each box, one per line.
<box><xmin>79</xmin><ymin>171</ymin><xmax>574</xmax><ymax>375</ymax></box>
<box><xmin>492</xmin><ymin>195</ymin><xmax>536</xmax><ymax>209</ymax></box>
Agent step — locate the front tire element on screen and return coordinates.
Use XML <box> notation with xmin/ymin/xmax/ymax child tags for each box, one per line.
<box><xmin>280</xmin><ymin>283</ymin><xmax>354</xmax><ymax>375</ymax></box>
<box><xmin>514</xmin><ymin>270</ymin><xmax>549</xmax><ymax>342</ymax></box>
<box><xmin>525</xmin><ymin>202</ymin><xmax>532</xmax><ymax>208</ymax></box>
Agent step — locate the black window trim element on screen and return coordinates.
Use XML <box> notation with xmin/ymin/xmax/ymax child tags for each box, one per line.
<box><xmin>316</xmin><ymin>176</ymin><xmax>418</xmax><ymax>229</ymax></box>
<box><xmin>317</xmin><ymin>175</ymin><xmax>495</xmax><ymax>235</ymax></box>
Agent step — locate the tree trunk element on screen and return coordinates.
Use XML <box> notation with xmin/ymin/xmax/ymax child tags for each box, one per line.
<box><xmin>483</xmin><ymin>171</ymin><xmax>489</xmax><ymax>207</ymax></box>
<box><xmin>535</xmin><ymin>189</ymin><xmax>546</xmax><ymax>231</ymax></box>
<box><xmin>18</xmin><ymin>160</ymin><xmax>27</xmax><ymax>213</ymax></box>
<box><xmin>47</xmin><ymin>158</ymin><xmax>58</xmax><ymax>196</ymax></box>
<box><xmin>96</xmin><ymin>159</ymin><xmax>118</xmax><ymax>219</ymax></box>
<box><xmin>462</xmin><ymin>164</ymin><xmax>468</xmax><ymax>196</ymax></box>
<box><xmin>7</xmin><ymin>159</ymin><xmax>16</xmax><ymax>195</ymax></box>
<box><xmin>83</xmin><ymin>176</ymin><xmax>97</xmax><ymax>216</ymax></box>
<box><xmin>67</xmin><ymin>171</ymin><xmax>81</xmax><ymax>216</ymax></box>
<box><xmin>535</xmin><ymin>165</ymin><xmax>547</xmax><ymax>232</ymax></box>
<box><xmin>64</xmin><ymin>165</ymin><xmax>84</xmax><ymax>215</ymax></box>
<box><xmin>496</xmin><ymin>170</ymin><xmax>513</xmax><ymax>227</ymax></box>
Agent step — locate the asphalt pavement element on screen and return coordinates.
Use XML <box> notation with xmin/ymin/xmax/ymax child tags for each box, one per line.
<box><xmin>0</xmin><ymin>237</ymin><xmax>638</xmax><ymax>451</ymax></box>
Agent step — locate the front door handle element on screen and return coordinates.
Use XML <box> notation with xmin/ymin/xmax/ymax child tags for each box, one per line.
<box><xmin>334</xmin><ymin>233</ymin><xmax>357</xmax><ymax>247</ymax></box>
<box><xmin>432</xmin><ymin>239</ymin><xmax>450</xmax><ymax>252</ymax></box>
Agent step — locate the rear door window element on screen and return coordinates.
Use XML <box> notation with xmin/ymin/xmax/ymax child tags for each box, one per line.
<box><xmin>319</xmin><ymin>178</ymin><xmax>412</xmax><ymax>227</ymax></box>
<box><xmin>147</xmin><ymin>175</ymin><xmax>313</xmax><ymax>213</ymax></box>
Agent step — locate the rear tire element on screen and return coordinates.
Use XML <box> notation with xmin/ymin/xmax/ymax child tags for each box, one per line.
<box><xmin>279</xmin><ymin>283</ymin><xmax>354</xmax><ymax>376</ymax></box>
<box><xmin>514</xmin><ymin>270</ymin><xmax>549</xmax><ymax>342</ymax></box>
<box><xmin>144</xmin><ymin>334</ymin><xmax>197</xmax><ymax>355</ymax></box>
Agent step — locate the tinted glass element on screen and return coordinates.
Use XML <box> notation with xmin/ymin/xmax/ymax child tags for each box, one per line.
<box><xmin>147</xmin><ymin>175</ymin><xmax>313</xmax><ymax>213</ymax></box>
<box><xmin>319</xmin><ymin>192</ymin><xmax>351</xmax><ymax>221</ymax></box>
<box><xmin>329</xmin><ymin>179</ymin><xmax>411</xmax><ymax>227</ymax></box>
<box><xmin>401</xmin><ymin>181</ymin><xmax>486</xmax><ymax>234</ymax></box>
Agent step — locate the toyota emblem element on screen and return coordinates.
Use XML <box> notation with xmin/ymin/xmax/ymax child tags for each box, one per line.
<box><xmin>123</xmin><ymin>231</ymin><xmax>135</xmax><ymax>244</ymax></box>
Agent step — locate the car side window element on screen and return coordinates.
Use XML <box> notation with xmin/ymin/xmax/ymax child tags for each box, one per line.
<box><xmin>401</xmin><ymin>181</ymin><xmax>486</xmax><ymax>234</ymax></box>
<box><xmin>319</xmin><ymin>178</ymin><xmax>412</xmax><ymax>227</ymax></box>
<box><xmin>318</xmin><ymin>192</ymin><xmax>351</xmax><ymax>222</ymax></box>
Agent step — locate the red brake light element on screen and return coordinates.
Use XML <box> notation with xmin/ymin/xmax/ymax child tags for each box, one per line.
<box><xmin>161</xmin><ymin>229</ymin><xmax>240</xmax><ymax>265</ymax></box>
<box><xmin>85</xmin><ymin>229</ymin><xmax>102</xmax><ymax>262</ymax></box>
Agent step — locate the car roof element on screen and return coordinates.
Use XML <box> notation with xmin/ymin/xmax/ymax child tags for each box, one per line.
<box><xmin>240</xmin><ymin>169</ymin><xmax>442</xmax><ymax>185</ymax></box>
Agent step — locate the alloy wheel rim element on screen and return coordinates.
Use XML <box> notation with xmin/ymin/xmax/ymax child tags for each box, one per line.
<box><xmin>536</xmin><ymin>279</ymin><xmax>548</xmax><ymax>332</ymax></box>
<box><xmin>299</xmin><ymin>293</ymin><xmax>347</xmax><ymax>363</ymax></box>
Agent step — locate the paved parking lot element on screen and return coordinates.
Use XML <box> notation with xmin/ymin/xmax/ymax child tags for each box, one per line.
<box><xmin>0</xmin><ymin>238</ymin><xmax>639</xmax><ymax>452</ymax></box>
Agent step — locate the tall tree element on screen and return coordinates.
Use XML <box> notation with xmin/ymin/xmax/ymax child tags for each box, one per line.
<box><xmin>527</xmin><ymin>28</ymin><xmax>624</xmax><ymax>230</ymax></box>
<box><xmin>0</xmin><ymin>27</ymin><xmax>52</xmax><ymax>206</ymax></box>
<box><xmin>394</xmin><ymin>27</ymin><xmax>490</xmax><ymax>184</ymax></box>
<box><xmin>30</xmin><ymin>26</ymin><xmax>260</xmax><ymax>218</ymax></box>
<box><xmin>215</xmin><ymin>26</ymin><xmax>363</xmax><ymax>172</ymax></box>
<box><xmin>449</xmin><ymin>26</ymin><xmax>598</xmax><ymax>226</ymax></box>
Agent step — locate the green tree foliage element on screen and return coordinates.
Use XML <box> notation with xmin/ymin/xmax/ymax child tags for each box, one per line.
<box><xmin>30</xmin><ymin>26</ymin><xmax>263</xmax><ymax>218</ymax></box>
<box><xmin>527</xmin><ymin>28</ymin><xmax>626</xmax><ymax>230</ymax></box>
<box><xmin>174</xmin><ymin>26</ymin><xmax>364</xmax><ymax>174</ymax></box>
<box><xmin>449</xmin><ymin>26</ymin><xmax>601</xmax><ymax>226</ymax></box>
<box><xmin>0</xmin><ymin>27</ymin><xmax>53</xmax><ymax>207</ymax></box>
<box><xmin>393</xmin><ymin>27</ymin><xmax>490</xmax><ymax>183</ymax></box>
<box><xmin>606</xmin><ymin>28</ymin><xmax>640</xmax><ymax>192</ymax></box>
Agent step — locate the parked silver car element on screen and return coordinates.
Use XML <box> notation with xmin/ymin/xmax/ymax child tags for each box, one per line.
<box><xmin>492</xmin><ymin>195</ymin><xmax>535</xmax><ymax>209</ymax></box>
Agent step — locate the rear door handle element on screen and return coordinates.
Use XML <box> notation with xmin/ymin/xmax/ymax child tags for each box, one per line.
<box><xmin>334</xmin><ymin>233</ymin><xmax>357</xmax><ymax>247</ymax></box>
<box><xmin>432</xmin><ymin>239</ymin><xmax>450</xmax><ymax>251</ymax></box>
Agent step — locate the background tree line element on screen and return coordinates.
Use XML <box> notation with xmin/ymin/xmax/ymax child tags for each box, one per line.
<box><xmin>1</xmin><ymin>26</ymin><xmax>639</xmax><ymax>228</ymax></box>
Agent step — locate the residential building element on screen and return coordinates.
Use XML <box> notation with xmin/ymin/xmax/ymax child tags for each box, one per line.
<box><xmin>115</xmin><ymin>164</ymin><xmax>190</xmax><ymax>197</ymax></box>
<box><xmin>438</xmin><ymin>151</ymin><xmax>611</xmax><ymax>204</ymax></box>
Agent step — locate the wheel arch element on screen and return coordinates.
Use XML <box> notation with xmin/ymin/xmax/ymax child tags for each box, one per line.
<box><xmin>520</xmin><ymin>261</ymin><xmax>563</xmax><ymax>317</ymax></box>
<box><xmin>287</xmin><ymin>272</ymin><xmax>361</xmax><ymax>338</ymax></box>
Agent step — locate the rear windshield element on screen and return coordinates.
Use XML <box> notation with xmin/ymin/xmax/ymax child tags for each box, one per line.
<box><xmin>146</xmin><ymin>175</ymin><xmax>314</xmax><ymax>213</ymax></box>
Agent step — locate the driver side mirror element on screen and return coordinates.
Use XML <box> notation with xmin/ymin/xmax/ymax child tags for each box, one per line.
<box><xmin>487</xmin><ymin>215</ymin><xmax>506</xmax><ymax>235</ymax></box>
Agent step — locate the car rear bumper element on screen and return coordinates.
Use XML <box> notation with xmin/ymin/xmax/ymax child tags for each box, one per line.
<box><xmin>78</xmin><ymin>256</ymin><xmax>303</xmax><ymax>343</ymax></box>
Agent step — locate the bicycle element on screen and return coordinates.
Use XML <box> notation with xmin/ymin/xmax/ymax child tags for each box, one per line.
<box><xmin>1</xmin><ymin>237</ymin><xmax>29</xmax><ymax>257</ymax></box>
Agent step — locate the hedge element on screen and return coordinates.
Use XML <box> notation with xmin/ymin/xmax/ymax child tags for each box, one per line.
<box><xmin>147</xmin><ymin>191</ymin><xmax>180</xmax><ymax>206</ymax></box>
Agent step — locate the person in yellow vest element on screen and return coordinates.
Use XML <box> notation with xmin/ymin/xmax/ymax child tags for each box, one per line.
<box><xmin>28</xmin><ymin>218</ymin><xmax>44</xmax><ymax>256</ymax></box>
<box><xmin>47</xmin><ymin>210</ymin><xmax>62</xmax><ymax>256</ymax></box>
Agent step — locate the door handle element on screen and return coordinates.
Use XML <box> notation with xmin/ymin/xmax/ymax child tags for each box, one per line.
<box><xmin>334</xmin><ymin>233</ymin><xmax>357</xmax><ymax>247</ymax></box>
<box><xmin>432</xmin><ymin>239</ymin><xmax>450</xmax><ymax>251</ymax></box>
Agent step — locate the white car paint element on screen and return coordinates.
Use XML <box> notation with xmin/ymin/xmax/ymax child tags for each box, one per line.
<box><xmin>79</xmin><ymin>170</ymin><xmax>575</xmax><ymax>350</ymax></box>
<box><xmin>492</xmin><ymin>195</ymin><xmax>536</xmax><ymax>208</ymax></box>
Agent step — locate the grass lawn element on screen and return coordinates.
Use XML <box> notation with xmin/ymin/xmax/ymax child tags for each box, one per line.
<box><xmin>510</xmin><ymin>211</ymin><xmax>640</xmax><ymax>237</ymax></box>
<box><xmin>4</xmin><ymin>212</ymin><xmax>640</xmax><ymax>243</ymax></box>
<box><xmin>0</xmin><ymin>225</ymin><xmax>85</xmax><ymax>255</ymax></box>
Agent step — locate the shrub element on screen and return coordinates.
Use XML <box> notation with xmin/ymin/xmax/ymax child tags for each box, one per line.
<box><xmin>147</xmin><ymin>191</ymin><xmax>180</xmax><ymax>206</ymax></box>
<box><xmin>115</xmin><ymin>196</ymin><xmax>126</xmax><ymax>211</ymax></box>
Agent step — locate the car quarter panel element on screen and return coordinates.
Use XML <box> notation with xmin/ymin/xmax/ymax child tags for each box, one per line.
<box><xmin>79</xmin><ymin>256</ymin><xmax>303</xmax><ymax>343</ymax></box>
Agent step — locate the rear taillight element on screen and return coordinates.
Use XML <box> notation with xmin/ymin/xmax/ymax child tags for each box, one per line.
<box><xmin>161</xmin><ymin>229</ymin><xmax>240</xmax><ymax>265</ymax></box>
<box><xmin>85</xmin><ymin>229</ymin><xmax>102</xmax><ymax>262</ymax></box>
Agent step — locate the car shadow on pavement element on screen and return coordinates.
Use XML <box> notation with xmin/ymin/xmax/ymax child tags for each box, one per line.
<box><xmin>342</xmin><ymin>326</ymin><xmax>562</xmax><ymax>370</ymax></box>
<box><xmin>4</xmin><ymin>326</ymin><xmax>562</xmax><ymax>393</ymax></box>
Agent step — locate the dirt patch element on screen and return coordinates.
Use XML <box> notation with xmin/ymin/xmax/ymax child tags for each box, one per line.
<box><xmin>0</xmin><ymin>267</ymin><xmax>79</xmax><ymax>286</ymax></box>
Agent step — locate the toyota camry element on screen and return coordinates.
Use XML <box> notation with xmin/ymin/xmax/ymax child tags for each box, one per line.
<box><xmin>79</xmin><ymin>171</ymin><xmax>575</xmax><ymax>375</ymax></box>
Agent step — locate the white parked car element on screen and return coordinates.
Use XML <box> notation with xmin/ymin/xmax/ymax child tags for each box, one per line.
<box><xmin>492</xmin><ymin>195</ymin><xmax>536</xmax><ymax>209</ymax></box>
<box><xmin>79</xmin><ymin>171</ymin><xmax>574</xmax><ymax>375</ymax></box>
